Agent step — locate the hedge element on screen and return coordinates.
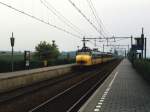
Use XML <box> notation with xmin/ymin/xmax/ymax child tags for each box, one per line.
<box><xmin>133</xmin><ymin>59</ymin><xmax>150</xmax><ymax>81</ymax></box>
<box><xmin>0</xmin><ymin>58</ymin><xmax>75</xmax><ymax>73</ymax></box>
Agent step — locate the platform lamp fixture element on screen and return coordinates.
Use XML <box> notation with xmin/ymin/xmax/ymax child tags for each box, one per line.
<box><xmin>52</xmin><ymin>40</ymin><xmax>55</xmax><ymax>47</ymax></box>
<box><xmin>77</xmin><ymin>46</ymin><xmax>79</xmax><ymax>51</ymax></box>
<box><xmin>10</xmin><ymin>32</ymin><xmax>15</xmax><ymax>72</ymax></box>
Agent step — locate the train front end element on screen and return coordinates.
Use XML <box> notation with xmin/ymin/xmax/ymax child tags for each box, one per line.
<box><xmin>76</xmin><ymin>54</ymin><xmax>92</xmax><ymax>65</ymax></box>
<box><xmin>76</xmin><ymin>47</ymin><xmax>92</xmax><ymax>66</ymax></box>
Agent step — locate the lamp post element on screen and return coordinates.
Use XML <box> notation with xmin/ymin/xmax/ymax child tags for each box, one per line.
<box><xmin>52</xmin><ymin>40</ymin><xmax>55</xmax><ymax>47</ymax></box>
<box><xmin>10</xmin><ymin>32</ymin><xmax>15</xmax><ymax>72</ymax></box>
<box><xmin>77</xmin><ymin>46</ymin><xmax>79</xmax><ymax>51</ymax></box>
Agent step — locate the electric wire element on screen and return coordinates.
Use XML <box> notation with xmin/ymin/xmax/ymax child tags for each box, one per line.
<box><xmin>0</xmin><ymin>1</ymin><xmax>119</xmax><ymax>50</ymax></box>
<box><xmin>40</xmin><ymin>0</ymin><xmax>85</xmax><ymax>36</ymax></box>
<box><xmin>68</xmin><ymin>0</ymin><xmax>104</xmax><ymax>38</ymax></box>
<box><xmin>115</xmin><ymin>38</ymin><xmax>129</xmax><ymax>42</ymax></box>
<box><xmin>0</xmin><ymin>1</ymin><xmax>102</xmax><ymax>49</ymax></box>
<box><xmin>41</xmin><ymin>0</ymin><xmax>104</xmax><ymax>48</ymax></box>
<box><xmin>87</xmin><ymin>0</ymin><xmax>111</xmax><ymax>37</ymax></box>
<box><xmin>86</xmin><ymin>0</ymin><xmax>105</xmax><ymax>37</ymax></box>
<box><xmin>0</xmin><ymin>1</ymin><xmax>82</xmax><ymax>39</ymax></box>
<box><xmin>41</xmin><ymin>0</ymin><xmax>114</xmax><ymax>48</ymax></box>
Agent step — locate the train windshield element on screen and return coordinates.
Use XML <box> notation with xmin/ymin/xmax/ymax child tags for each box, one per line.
<box><xmin>77</xmin><ymin>47</ymin><xmax>91</xmax><ymax>55</ymax></box>
<box><xmin>77</xmin><ymin>52</ymin><xmax>91</xmax><ymax>55</ymax></box>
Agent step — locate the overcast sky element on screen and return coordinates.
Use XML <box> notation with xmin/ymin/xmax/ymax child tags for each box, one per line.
<box><xmin>0</xmin><ymin>0</ymin><xmax>149</xmax><ymax>56</ymax></box>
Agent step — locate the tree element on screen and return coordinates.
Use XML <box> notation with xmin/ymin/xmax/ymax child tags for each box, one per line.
<box><xmin>35</xmin><ymin>41</ymin><xmax>60</xmax><ymax>60</ymax></box>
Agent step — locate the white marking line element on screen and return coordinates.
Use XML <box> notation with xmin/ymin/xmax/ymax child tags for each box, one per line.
<box><xmin>93</xmin><ymin>71</ymin><xmax>118</xmax><ymax>111</ymax></box>
<box><xmin>101</xmin><ymin>97</ymin><xmax>105</xmax><ymax>100</ymax></box>
<box><xmin>102</xmin><ymin>94</ymin><xmax>106</xmax><ymax>97</ymax></box>
<box><xmin>94</xmin><ymin>109</ymin><xmax>100</xmax><ymax>111</ymax></box>
<box><xmin>99</xmin><ymin>99</ymin><xmax>104</xmax><ymax>102</ymax></box>
<box><xmin>101</xmin><ymin>96</ymin><xmax>106</xmax><ymax>99</ymax></box>
<box><xmin>98</xmin><ymin>102</ymin><xmax>102</xmax><ymax>105</ymax></box>
<box><xmin>103</xmin><ymin>93</ymin><xmax>107</xmax><ymax>96</ymax></box>
<box><xmin>106</xmin><ymin>88</ymin><xmax>110</xmax><ymax>92</ymax></box>
<box><xmin>96</xmin><ymin>105</ymin><xmax>101</xmax><ymax>108</ymax></box>
<box><xmin>104</xmin><ymin>91</ymin><xmax>108</xmax><ymax>94</ymax></box>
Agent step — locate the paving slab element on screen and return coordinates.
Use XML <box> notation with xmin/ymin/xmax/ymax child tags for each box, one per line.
<box><xmin>79</xmin><ymin>59</ymin><xmax>150</xmax><ymax>112</ymax></box>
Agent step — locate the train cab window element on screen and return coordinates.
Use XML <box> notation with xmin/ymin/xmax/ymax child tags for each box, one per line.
<box><xmin>77</xmin><ymin>47</ymin><xmax>92</xmax><ymax>55</ymax></box>
<box><xmin>92</xmin><ymin>52</ymin><xmax>102</xmax><ymax>59</ymax></box>
<box><xmin>77</xmin><ymin>52</ymin><xmax>91</xmax><ymax>55</ymax></box>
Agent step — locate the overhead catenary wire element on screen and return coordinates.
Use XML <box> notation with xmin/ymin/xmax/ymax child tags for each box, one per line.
<box><xmin>40</xmin><ymin>0</ymin><xmax>86</xmax><ymax>37</ymax></box>
<box><xmin>0</xmin><ymin>1</ymin><xmax>82</xmax><ymax>39</ymax></box>
<box><xmin>0</xmin><ymin>1</ymin><xmax>116</xmax><ymax>49</ymax></box>
<box><xmin>115</xmin><ymin>38</ymin><xmax>129</xmax><ymax>42</ymax></box>
<box><xmin>41</xmin><ymin>0</ymin><xmax>109</xmax><ymax>40</ymax></box>
<box><xmin>86</xmin><ymin>0</ymin><xmax>105</xmax><ymax>37</ymax></box>
<box><xmin>68</xmin><ymin>0</ymin><xmax>105</xmax><ymax>38</ymax></box>
<box><xmin>87</xmin><ymin>0</ymin><xmax>112</xmax><ymax>37</ymax></box>
<box><xmin>0</xmin><ymin>1</ymin><xmax>101</xmax><ymax>48</ymax></box>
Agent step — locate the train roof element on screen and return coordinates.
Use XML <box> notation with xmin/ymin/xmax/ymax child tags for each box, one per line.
<box><xmin>77</xmin><ymin>47</ymin><xmax>113</xmax><ymax>55</ymax></box>
<box><xmin>91</xmin><ymin>51</ymin><xmax>112</xmax><ymax>55</ymax></box>
<box><xmin>78</xmin><ymin>47</ymin><xmax>92</xmax><ymax>52</ymax></box>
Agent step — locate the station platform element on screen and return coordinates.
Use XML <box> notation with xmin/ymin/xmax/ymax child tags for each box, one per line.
<box><xmin>79</xmin><ymin>59</ymin><xmax>150</xmax><ymax>112</ymax></box>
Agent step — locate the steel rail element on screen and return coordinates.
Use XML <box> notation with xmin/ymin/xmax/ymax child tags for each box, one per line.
<box><xmin>28</xmin><ymin>70</ymin><xmax>100</xmax><ymax>112</ymax></box>
<box><xmin>66</xmin><ymin>69</ymin><xmax>110</xmax><ymax>112</ymax></box>
<box><xmin>0</xmin><ymin>71</ymin><xmax>82</xmax><ymax>103</ymax></box>
<box><xmin>29</xmin><ymin>60</ymin><xmax>119</xmax><ymax>112</ymax></box>
<box><xmin>66</xmin><ymin>60</ymin><xmax>118</xmax><ymax>112</ymax></box>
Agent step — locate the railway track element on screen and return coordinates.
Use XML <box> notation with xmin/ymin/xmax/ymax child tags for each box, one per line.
<box><xmin>0</xmin><ymin>59</ymin><xmax>121</xmax><ymax>112</ymax></box>
<box><xmin>29</xmin><ymin>59</ymin><xmax>121</xmax><ymax>112</ymax></box>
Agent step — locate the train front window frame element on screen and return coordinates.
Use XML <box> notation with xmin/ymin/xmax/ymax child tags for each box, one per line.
<box><xmin>77</xmin><ymin>52</ymin><xmax>91</xmax><ymax>55</ymax></box>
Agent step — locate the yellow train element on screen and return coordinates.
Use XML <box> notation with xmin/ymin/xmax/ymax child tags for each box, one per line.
<box><xmin>76</xmin><ymin>47</ymin><xmax>113</xmax><ymax>66</ymax></box>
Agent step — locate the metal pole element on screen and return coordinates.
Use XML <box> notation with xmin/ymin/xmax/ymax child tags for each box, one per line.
<box><xmin>141</xmin><ymin>28</ymin><xmax>144</xmax><ymax>59</ymax></box>
<box><xmin>145</xmin><ymin>38</ymin><xmax>147</xmax><ymax>59</ymax></box>
<box><xmin>11</xmin><ymin>46</ymin><xmax>14</xmax><ymax>72</ymax></box>
<box><xmin>77</xmin><ymin>46</ymin><xmax>79</xmax><ymax>51</ymax></box>
<box><xmin>83</xmin><ymin>37</ymin><xmax>86</xmax><ymax>47</ymax></box>
<box><xmin>103</xmin><ymin>44</ymin><xmax>104</xmax><ymax>52</ymax></box>
<box><xmin>106</xmin><ymin>38</ymin><xmax>108</xmax><ymax>46</ymax></box>
<box><xmin>10</xmin><ymin>32</ymin><xmax>15</xmax><ymax>72</ymax></box>
<box><xmin>125</xmin><ymin>49</ymin><xmax>126</xmax><ymax>58</ymax></box>
<box><xmin>131</xmin><ymin>35</ymin><xmax>133</xmax><ymax>47</ymax></box>
<box><xmin>52</xmin><ymin>40</ymin><xmax>55</xmax><ymax>47</ymax></box>
<box><xmin>94</xmin><ymin>39</ymin><xmax>96</xmax><ymax>47</ymax></box>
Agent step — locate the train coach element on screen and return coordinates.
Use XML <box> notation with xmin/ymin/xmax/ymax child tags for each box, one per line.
<box><xmin>76</xmin><ymin>47</ymin><xmax>114</xmax><ymax>66</ymax></box>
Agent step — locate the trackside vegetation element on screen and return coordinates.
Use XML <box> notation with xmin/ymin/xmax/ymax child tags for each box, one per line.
<box><xmin>0</xmin><ymin>53</ymin><xmax>75</xmax><ymax>73</ymax></box>
<box><xmin>0</xmin><ymin>41</ymin><xmax>76</xmax><ymax>73</ymax></box>
<box><xmin>132</xmin><ymin>59</ymin><xmax>150</xmax><ymax>81</ymax></box>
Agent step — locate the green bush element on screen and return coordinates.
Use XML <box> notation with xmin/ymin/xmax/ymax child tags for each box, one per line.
<box><xmin>133</xmin><ymin>59</ymin><xmax>150</xmax><ymax>81</ymax></box>
<box><xmin>0</xmin><ymin>59</ymin><xmax>24</xmax><ymax>72</ymax></box>
<box><xmin>0</xmin><ymin>51</ymin><xmax>76</xmax><ymax>73</ymax></box>
<box><xmin>0</xmin><ymin>58</ymin><xmax>75</xmax><ymax>73</ymax></box>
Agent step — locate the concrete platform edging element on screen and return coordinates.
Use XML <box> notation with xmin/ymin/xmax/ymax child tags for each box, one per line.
<box><xmin>0</xmin><ymin>64</ymin><xmax>76</xmax><ymax>93</ymax></box>
<box><xmin>78</xmin><ymin>60</ymin><xmax>123</xmax><ymax>112</ymax></box>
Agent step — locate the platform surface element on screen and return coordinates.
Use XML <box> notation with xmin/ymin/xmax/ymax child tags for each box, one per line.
<box><xmin>79</xmin><ymin>59</ymin><xmax>150</xmax><ymax>112</ymax></box>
